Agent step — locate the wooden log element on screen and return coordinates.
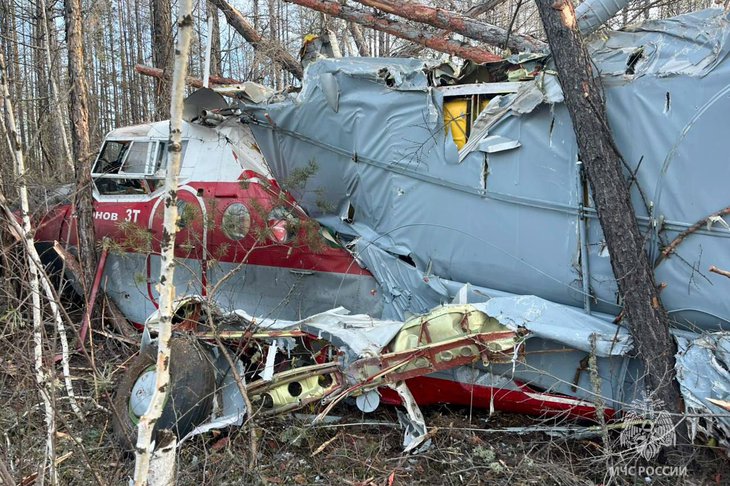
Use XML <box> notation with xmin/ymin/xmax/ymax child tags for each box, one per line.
<box><xmin>353</xmin><ymin>0</ymin><xmax>546</xmax><ymax>53</ymax></box>
<box><xmin>284</xmin><ymin>0</ymin><xmax>502</xmax><ymax>63</ymax></box>
<box><xmin>209</xmin><ymin>0</ymin><xmax>304</xmax><ymax>80</ymax></box>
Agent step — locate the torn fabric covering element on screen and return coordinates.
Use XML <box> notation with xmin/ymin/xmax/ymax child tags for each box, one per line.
<box><xmin>589</xmin><ymin>9</ymin><xmax>730</xmax><ymax>78</ymax></box>
<box><xmin>157</xmin><ymin>295</ymin><xmax>730</xmax><ymax>450</ymax></box>
<box><xmin>240</xmin><ymin>9</ymin><xmax>730</xmax><ymax>330</ymax></box>
<box><xmin>675</xmin><ymin>332</ymin><xmax>730</xmax><ymax>450</ymax></box>
<box><xmin>473</xmin><ymin>295</ymin><xmax>633</xmax><ymax>357</ymax></box>
<box><xmin>233</xmin><ymin>306</ymin><xmax>404</xmax><ymax>357</ymax></box>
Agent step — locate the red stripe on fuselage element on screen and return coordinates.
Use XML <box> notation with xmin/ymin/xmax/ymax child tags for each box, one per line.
<box><xmin>378</xmin><ymin>376</ymin><xmax>615</xmax><ymax>421</ymax></box>
<box><xmin>36</xmin><ymin>180</ymin><xmax>372</xmax><ymax>277</ymax></box>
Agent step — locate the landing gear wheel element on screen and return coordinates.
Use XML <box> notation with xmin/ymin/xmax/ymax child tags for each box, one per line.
<box><xmin>112</xmin><ymin>336</ymin><xmax>215</xmax><ymax>451</ymax></box>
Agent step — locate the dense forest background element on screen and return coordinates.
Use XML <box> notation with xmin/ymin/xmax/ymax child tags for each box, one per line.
<box><xmin>0</xmin><ymin>0</ymin><xmax>718</xmax><ymax>185</ymax></box>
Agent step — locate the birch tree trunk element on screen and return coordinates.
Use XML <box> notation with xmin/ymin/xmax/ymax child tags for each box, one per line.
<box><xmin>39</xmin><ymin>0</ymin><xmax>73</xmax><ymax>170</ymax></box>
<box><xmin>0</xmin><ymin>50</ymin><xmax>57</xmax><ymax>486</ymax></box>
<box><xmin>132</xmin><ymin>0</ymin><xmax>194</xmax><ymax>483</ymax></box>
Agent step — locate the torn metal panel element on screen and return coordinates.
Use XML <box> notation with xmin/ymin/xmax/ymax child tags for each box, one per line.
<box><xmin>590</xmin><ymin>9</ymin><xmax>730</xmax><ymax>78</ymax></box>
<box><xmin>473</xmin><ymin>295</ymin><xmax>633</xmax><ymax>357</ymax></box>
<box><xmin>675</xmin><ymin>332</ymin><xmax>730</xmax><ymax>450</ymax></box>
<box><xmin>139</xmin><ymin>291</ymin><xmax>730</xmax><ymax>453</ymax></box>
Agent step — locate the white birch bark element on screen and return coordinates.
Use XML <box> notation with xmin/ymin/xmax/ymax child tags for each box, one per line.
<box><xmin>0</xmin><ymin>51</ymin><xmax>58</xmax><ymax>486</ymax></box>
<box><xmin>147</xmin><ymin>431</ymin><xmax>177</xmax><ymax>486</ymax></box>
<box><xmin>132</xmin><ymin>1</ymin><xmax>194</xmax><ymax>483</ymax></box>
<box><xmin>0</xmin><ymin>199</ymin><xmax>83</xmax><ymax>420</ymax></box>
<box><xmin>39</xmin><ymin>0</ymin><xmax>74</xmax><ymax>170</ymax></box>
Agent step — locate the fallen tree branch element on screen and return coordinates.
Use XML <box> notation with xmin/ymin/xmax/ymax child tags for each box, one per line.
<box><xmin>209</xmin><ymin>0</ymin><xmax>304</xmax><ymax>80</ymax></box>
<box><xmin>0</xmin><ymin>456</ymin><xmax>14</xmax><ymax>486</ymax></box>
<box><xmin>135</xmin><ymin>64</ymin><xmax>243</xmax><ymax>96</ymax></box>
<box><xmin>284</xmin><ymin>0</ymin><xmax>502</xmax><ymax>63</ymax></box>
<box><xmin>353</xmin><ymin>0</ymin><xmax>546</xmax><ymax>53</ymax></box>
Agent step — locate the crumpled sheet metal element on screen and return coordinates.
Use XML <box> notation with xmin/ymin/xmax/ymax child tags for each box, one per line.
<box><xmin>300</xmin><ymin>57</ymin><xmax>432</xmax><ymax>92</ymax></box>
<box><xmin>161</xmin><ymin>295</ymin><xmax>730</xmax><ymax>450</ymax></box>
<box><xmin>590</xmin><ymin>9</ymin><xmax>730</xmax><ymax>78</ymax></box>
<box><xmin>235</xmin><ymin>306</ymin><xmax>404</xmax><ymax>358</ymax></box>
<box><xmin>473</xmin><ymin>295</ymin><xmax>633</xmax><ymax>357</ymax></box>
<box><xmin>675</xmin><ymin>332</ymin><xmax>730</xmax><ymax>450</ymax></box>
<box><xmin>240</xmin><ymin>9</ymin><xmax>730</xmax><ymax>330</ymax></box>
<box><xmin>463</xmin><ymin>72</ymin><xmax>564</xmax><ymax>158</ymax></box>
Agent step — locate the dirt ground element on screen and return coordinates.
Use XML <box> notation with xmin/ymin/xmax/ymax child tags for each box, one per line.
<box><xmin>1</xmin><ymin>319</ymin><xmax>728</xmax><ymax>486</ymax></box>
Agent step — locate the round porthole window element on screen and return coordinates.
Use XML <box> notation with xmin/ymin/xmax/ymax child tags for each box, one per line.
<box><xmin>222</xmin><ymin>202</ymin><xmax>251</xmax><ymax>240</ymax></box>
<box><xmin>267</xmin><ymin>207</ymin><xmax>298</xmax><ymax>243</ymax></box>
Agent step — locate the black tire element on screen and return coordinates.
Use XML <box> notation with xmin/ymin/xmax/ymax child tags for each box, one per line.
<box><xmin>112</xmin><ymin>336</ymin><xmax>216</xmax><ymax>451</ymax></box>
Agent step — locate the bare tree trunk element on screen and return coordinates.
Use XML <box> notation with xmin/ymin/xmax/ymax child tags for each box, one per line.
<box><xmin>152</xmin><ymin>0</ymin><xmax>173</xmax><ymax>120</ymax></box>
<box><xmin>0</xmin><ymin>50</ymin><xmax>57</xmax><ymax>486</ymax></box>
<box><xmin>348</xmin><ymin>22</ymin><xmax>370</xmax><ymax>56</ymax></box>
<box><xmin>65</xmin><ymin>0</ymin><xmax>97</xmax><ymax>304</ymax></box>
<box><xmin>209</xmin><ymin>0</ymin><xmax>304</xmax><ymax>80</ymax></box>
<box><xmin>134</xmin><ymin>0</ymin><xmax>152</xmax><ymax>121</ymax></box>
<box><xmin>534</xmin><ymin>0</ymin><xmax>687</xmax><ymax>442</ymax></box>
<box><xmin>39</xmin><ymin>0</ymin><xmax>74</xmax><ymax>171</ymax></box>
<box><xmin>267</xmin><ymin>0</ymin><xmax>281</xmax><ymax>89</ymax></box>
<box><xmin>207</xmin><ymin>0</ymin><xmax>223</xmax><ymax>76</ymax></box>
<box><xmin>132</xmin><ymin>0</ymin><xmax>194</xmax><ymax>483</ymax></box>
<box><xmin>106</xmin><ymin>7</ymin><xmax>121</xmax><ymax>127</ymax></box>
<box><xmin>285</xmin><ymin>0</ymin><xmax>502</xmax><ymax>63</ymax></box>
<box><xmin>354</xmin><ymin>0</ymin><xmax>545</xmax><ymax>52</ymax></box>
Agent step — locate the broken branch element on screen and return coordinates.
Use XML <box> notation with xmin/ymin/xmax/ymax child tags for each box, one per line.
<box><xmin>661</xmin><ymin>206</ymin><xmax>730</xmax><ymax>259</ymax></box>
<box><xmin>135</xmin><ymin>64</ymin><xmax>241</xmax><ymax>92</ymax></box>
<box><xmin>710</xmin><ymin>266</ymin><xmax>730</xmax><ymax>279</ymax></box>
<box><xmin>284</xmin><ymin>0</ymin><xmax>502</xmax><ymax>63</ymax></box>
<box><xmin>353</xmin><ymin>0</ymin><xmax>546</xmax><ymax>53</ymax></box>
<box><xmin>208</xmin><ymin>0</ymin><xmax>304</xmax><ymax>80</ymax></box>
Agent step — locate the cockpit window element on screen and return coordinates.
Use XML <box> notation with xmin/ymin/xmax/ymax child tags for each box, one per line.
<box><xmin>121</xmin><ymin>142</ymin><xmax>149</xmax><ymax>174</ymax></box>
<box><xmin>92</xmin><ymin>140</ymin><xmax>186</xmax><ymax>196</ymax></box>
<box><xmin>93</xmin><ymin>141</ymin><xmax>130</xmax><ymax>175</ymax></box>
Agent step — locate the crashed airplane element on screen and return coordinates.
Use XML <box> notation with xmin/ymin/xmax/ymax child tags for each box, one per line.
<box><xmin>34</xmin><ymin>1</ymin><xmax>730</xmax><ymax>452</ymax></box>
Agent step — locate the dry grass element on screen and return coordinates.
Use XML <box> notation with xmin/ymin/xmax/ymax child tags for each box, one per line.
<box><xmin>0</xmin><ymin>240</ymin><xmax>727</xmax><ymax>485</ymax></box>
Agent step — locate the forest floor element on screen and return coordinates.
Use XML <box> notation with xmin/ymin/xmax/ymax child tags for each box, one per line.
<box><xmin>1</xmin><ymin>310</ymin><xmax>729</xmax><ymax>486</ymax></box>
